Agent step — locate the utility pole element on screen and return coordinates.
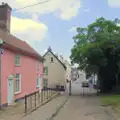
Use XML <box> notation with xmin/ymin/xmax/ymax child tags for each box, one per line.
<box><xmin>69</xmin><ymin>80</ymin><xmax>72</xmax><ymax>96</ymax></box>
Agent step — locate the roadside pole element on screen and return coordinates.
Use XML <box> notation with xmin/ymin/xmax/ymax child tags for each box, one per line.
<box><xmin>69</xmin><ymin>81</ymin><xmax>72</xmax><ymax>96</ymax></box>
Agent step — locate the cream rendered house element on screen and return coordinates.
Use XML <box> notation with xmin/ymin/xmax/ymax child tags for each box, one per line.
<box><xmin>43</xmin><ymin>47</ymin><xmax>66</xmax><ymax>89</ymax></box>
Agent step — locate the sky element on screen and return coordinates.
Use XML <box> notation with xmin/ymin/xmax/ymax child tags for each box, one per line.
<box><xmin>1</xmin><ymin>0</ymin><xmax>120</xmax><ymax>60</ymax></box>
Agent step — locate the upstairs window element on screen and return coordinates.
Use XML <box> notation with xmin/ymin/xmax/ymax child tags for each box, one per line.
<box><xmin>51</xmin><ymin>57</ymin><xmax>54</xmax><ymax>62</ymax></box>
<box><xmin>36</xmin><ymin>62</ymin><xmax>40</xmax><ymax>70</ymax></box>
<box><xmin>43</xmin><ymin>67</ymin><xmax>48</xmax><ymax>75</ymax></box>
<box><xmin>15</xmin><ymin>55</ymin><xmax>20</xmax><ymax>66</ymax></box>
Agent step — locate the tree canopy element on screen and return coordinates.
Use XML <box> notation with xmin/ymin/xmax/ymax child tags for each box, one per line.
<box><xmin>70</xmin><ymin>17</ymin><xmax>120</xmax><ymax>93</ymax></box>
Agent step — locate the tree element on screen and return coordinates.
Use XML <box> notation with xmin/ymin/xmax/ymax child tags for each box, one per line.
<box><xmin>70</xmin><ymin>17</ymin><xmax>120</xmax><ymax>93</ymax></box>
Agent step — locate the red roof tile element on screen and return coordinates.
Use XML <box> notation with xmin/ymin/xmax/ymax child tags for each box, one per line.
<box><xmin>0</xmin><ymin>29</ymin><xmax>43</xmax><ymax>61</ymax></box>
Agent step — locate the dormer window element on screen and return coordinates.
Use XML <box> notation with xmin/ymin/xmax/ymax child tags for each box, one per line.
<box><xmin>51</xmin><ymin>57</ymin><xmax>54</xmax><ymax>62</ymax></box>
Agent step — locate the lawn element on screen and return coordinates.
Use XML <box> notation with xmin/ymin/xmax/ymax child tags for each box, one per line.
<box><xmin>100</xmin><ymin>95</ymin><xmax>120</xmax><ymax>117</ymax></box>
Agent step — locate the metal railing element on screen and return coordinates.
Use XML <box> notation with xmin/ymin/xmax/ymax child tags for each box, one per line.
<box><xmin>24</xmin><ymin>89</ymin><xmax>59</xmax><ymax>114</ymax></box>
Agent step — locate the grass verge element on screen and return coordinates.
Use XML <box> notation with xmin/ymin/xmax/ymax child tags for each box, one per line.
<box><xmin>100</xmin><ymin>95</ymin><xmax>120</xmax><ymax>117</ymax></box>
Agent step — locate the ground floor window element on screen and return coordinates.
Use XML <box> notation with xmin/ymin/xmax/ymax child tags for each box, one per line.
<box><xmin>43</xmin><ymin>79</ymin><xmax>48</xmax><ymax>88</ymax></box>
<box><xmin>36</xmin><ymin>76</ymin><xmax>40</xmax><ymax>88</ymax></box>
<box><xmin>15</xmin><ymin>73</ymin><xmax>21</xmax><ymax>93</ymax></box>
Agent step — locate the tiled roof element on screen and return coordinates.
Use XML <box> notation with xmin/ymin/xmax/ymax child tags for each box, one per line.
<box><xmin>0</xmin><ymin>29</ymin><xmax>43</xmax><ymax>61</ymax></box>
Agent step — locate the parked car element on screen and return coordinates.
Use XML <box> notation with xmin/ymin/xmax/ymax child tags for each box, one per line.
<box><xmin>82</xmin><ymin>81</ymin><xmax>89</xmax><ymax>87</ymax></box>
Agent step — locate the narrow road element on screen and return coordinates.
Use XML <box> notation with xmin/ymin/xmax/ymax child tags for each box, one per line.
<box><xmin>53</xmin><ymin>96</ymin><xmax>117</xmax><ymax>120</ymax></box>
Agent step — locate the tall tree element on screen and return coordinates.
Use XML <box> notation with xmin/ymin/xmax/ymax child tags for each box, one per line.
<box><xmin>70</xmin><ymin>17</ymin><xmax>120</xmax><ymax>93</ymax></box>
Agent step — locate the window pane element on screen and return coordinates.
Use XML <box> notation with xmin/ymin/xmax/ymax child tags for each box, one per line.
<box><xmin>15</xmin><ymin>55</ymin><xmax>20</xmax><ymax>65</ymax></box>
<box><xmin>36</xmin><ymin>76</ymin><xmax>40</xmax><ymax>87</ymax></box>
<box><xmin>43</xmin><ymin>67</ymin><xmax>48</xmax><ymax>75</ymax></box>
<box><xmin>43</xmin><ymin>79</ymin><xmax>48</xmax><ymax>88</ymax></box>
<box><xmin>15</xmin><ymin>74</ymin><xmax>21</xmax><ymax>92</ymax></box>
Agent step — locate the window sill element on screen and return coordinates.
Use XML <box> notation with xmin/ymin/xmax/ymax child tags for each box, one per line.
<box><xmin>15</xmin><ymin>64</ymin><xmax>21</xmax><ymax>67</ymax></box>
<box><xmin>15</xmin><ymin>91</ymin><xmax>21</xmax><ymax>95</ymax></box>
<box><xmin>44</xmin><ymin>73</ymin><xmax>48</xmax><ymax>75</ymax></box>
<box><xmin>36</xmin><ymin>86</ymin><xmax>40</xmax><ymax>88</ymax></box>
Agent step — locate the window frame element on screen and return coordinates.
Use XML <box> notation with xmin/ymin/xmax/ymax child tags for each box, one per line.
<box><xmin>36</xmin><ymin>62</ymin><xmax>40</xmax><ymax>71</ymax></box>
<box><xmin>36</xmin><ymin>76</ymin><xmax>40</xmax><ymax>88</ymax></box>
<box><xmin>15</xmin><ymin>54</ymin><xmax>21</xmax><ymax>66</ymax></box>
<box><xmin>15</xmin><ymin>73</ymin><xmax>21</xmax><ymax>94</ymax></box>
<box><xmin>51</xmin><ymin>57</ymin><xmax>54</xmax><ymax>63</ymax></box>
<box><xmin>43</xmin><ymin>79</ymin><xmax>48</xmax><ymax>88</ymax></box>
<box><xmin>43</xmin><ymin>67</ymin><xmax>48</xmax><ymax>75</ymax></box>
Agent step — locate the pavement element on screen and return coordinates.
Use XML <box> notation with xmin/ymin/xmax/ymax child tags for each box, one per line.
<box><xmin>0</xmin><ymin>94</ymin><xmax>117</xmax><ymax>120</ymax></box>
<box><xmin>0</xmin><ymin>80</ymin><xmax>118</xmax><ymax>120</ymax></box>
<box><xmin>0</xmin><ymin>95</ymin><xmax>67</xmax><ymax>120</ymax></box>
<box><xmin>53</xmin><ymin>95</ymin><xmax>117</xmax><ymax>120</ymax></box>
<box><xmin>21</xmin><ymin>95</ymin><xmax>67</xmax><ymax>120</ymax></box>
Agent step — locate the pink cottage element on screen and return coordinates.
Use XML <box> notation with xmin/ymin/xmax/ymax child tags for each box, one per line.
<box><xmin>0</xmin><ymin>3</ymin><xmax>44</xmax><ymax>107</ymax></box>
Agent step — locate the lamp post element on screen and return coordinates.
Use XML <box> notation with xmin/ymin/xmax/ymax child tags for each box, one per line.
<box><xmin>0</xmin><ymin>39</ymin><xmax>4</xmax><ymax>108</ymax></box>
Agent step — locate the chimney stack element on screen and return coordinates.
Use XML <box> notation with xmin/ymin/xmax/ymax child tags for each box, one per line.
<box><xmin>0</xmin><ymin>3</ymin><xmax>12</xmax><ymax>33</ymax></box>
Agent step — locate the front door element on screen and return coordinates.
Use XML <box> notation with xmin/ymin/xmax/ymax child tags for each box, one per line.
<box><xmin>8</xmin><ymin>76</ymin><xmax>14</xmax><ymax>105</ymax></box>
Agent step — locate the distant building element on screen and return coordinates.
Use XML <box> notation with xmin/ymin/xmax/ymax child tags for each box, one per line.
<box><xmin>43</xmin><ymin>47</ymin><xmax>66</xmax><ymax>88</ymax></box>
<box><xmin>64</xmin><ymin>60</ymin><xmax>71</xmax><ymax>82</ymax></box>
<box><xmin>87</xmin><ymin>74</ymin><xmax>98</xmax><ymax>85</ymax></box>
<box><xmin>71</xmin><ymin>67</ymin><xmax>79</xmax><ymax>81</ymax></box>
<box><xmin>71</xmin><ymin>67</ymin><xmax>86</xmax><ymax>83</ymax></box>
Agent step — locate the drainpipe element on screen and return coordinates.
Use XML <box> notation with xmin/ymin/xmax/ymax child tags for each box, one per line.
<box><xmin>0</xmin><ymin>39</ymin><xmax>4</xmax><ymax>108</ymax></box>
<box><xmin>0</xmin><ymin>49</ymin><xmax>1</xmax><ymax>108</ymax></box>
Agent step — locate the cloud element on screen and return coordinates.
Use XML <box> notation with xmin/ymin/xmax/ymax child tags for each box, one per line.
<box><xmin>69</xmin><ymin>26</ymin><xmax>78</xmax><ymax>32</ymax></box>
<box><xmin>2</xmin><ymin>0</ymin><xmax>81</xmax><ymax>20</ymax></box>
<box><xmin>108</xmin><ymin>0</ymin><xmax>120</xmax><ymax>8</ymax></box>
<box><xmin>11</xmin><ymin>16</ymin><xmax>48</xmax><ymax>44</ymax></box>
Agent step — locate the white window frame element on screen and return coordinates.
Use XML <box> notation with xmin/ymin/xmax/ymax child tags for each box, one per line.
<box><xmin>15</xmin><ymin>73</ymin><xmax>21</xmax><ymax>94</ymax></box>
<box><xmin>36</xmin><ymin>76</ymin><xmax>40</xmax><ymax>88</ymax></box>
<box><xmin>15</xmin><ymin>54</ymin><xmax>20</xmax><ymax>66</ymax></box>
<box><xmin>43</xmin><ymin>67</ymin><xmax>48</xmax><ymax>75</ymax></box>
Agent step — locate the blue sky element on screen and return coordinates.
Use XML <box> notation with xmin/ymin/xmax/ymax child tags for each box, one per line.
<box><xmin>3</xmin><ymin>0</ymin><xmax>120</xmax><ymax>60</ymax></box>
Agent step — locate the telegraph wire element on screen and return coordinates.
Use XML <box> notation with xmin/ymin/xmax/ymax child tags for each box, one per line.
<box><xmin>12</xmin><ymin>0</ymin><xmax>51</xmax><ymax>12</ymax></box>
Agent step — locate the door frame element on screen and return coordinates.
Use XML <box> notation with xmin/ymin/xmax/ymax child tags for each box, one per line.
<box><xmin>8</xmin><ymin>75</ymin><xmax>14</xmax><ymax>105</ymax></box>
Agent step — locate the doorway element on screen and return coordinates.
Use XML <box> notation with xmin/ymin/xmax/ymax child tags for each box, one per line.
<box><xmin>8</xmin><ymin>75</ymin><xmax>14</xmax><ymax>105</ymax></box>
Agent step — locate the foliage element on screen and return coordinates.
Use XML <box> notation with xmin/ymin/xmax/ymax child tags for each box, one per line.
<box><xmin>70</xmin><ymin>17</ymin><xmax>120</xmax><ymax>92</ymax></box>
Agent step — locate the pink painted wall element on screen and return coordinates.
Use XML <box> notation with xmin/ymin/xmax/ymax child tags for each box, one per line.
<box><xmin>1</xmin><ymin>48</ymin><xmax>43</xmax><ymax>105</ymax></box>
